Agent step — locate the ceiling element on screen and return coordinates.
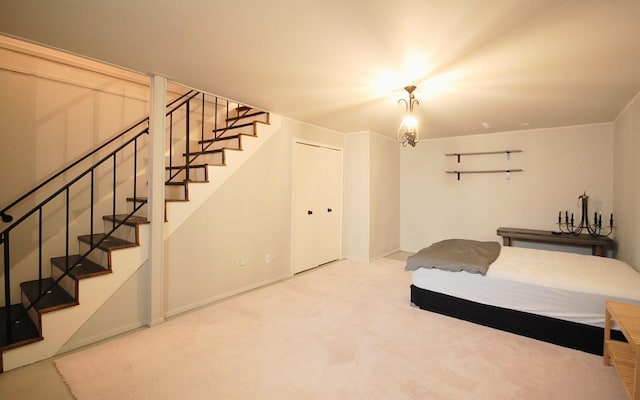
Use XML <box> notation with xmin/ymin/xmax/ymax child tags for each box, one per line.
<box><xmin>1</xmin><ymin>0</ymin><xmax>640</xmax><ymax>140</ymax></box>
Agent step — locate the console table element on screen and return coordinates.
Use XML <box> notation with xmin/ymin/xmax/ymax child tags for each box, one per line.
<box><xmin>496</xmin><ymin>227</ymin><xmax>614</xmax><ymax>257</ymax></box>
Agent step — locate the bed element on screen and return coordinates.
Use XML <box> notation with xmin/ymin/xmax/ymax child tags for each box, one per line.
<box><xmin>406</xmin><ymin>239</ymin><xmax>640</xmax><ymax>354</ymax></box>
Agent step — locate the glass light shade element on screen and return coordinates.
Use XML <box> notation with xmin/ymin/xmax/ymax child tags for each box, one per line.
<box><xmin>397</xmin><ymin>85</ymin><xmax>420</xmax><ymax>147</ymax></box>
<box><xmin>402</xmin><ymin>114</ymin><xmax>417</xmax><ymax>130</ymax></box>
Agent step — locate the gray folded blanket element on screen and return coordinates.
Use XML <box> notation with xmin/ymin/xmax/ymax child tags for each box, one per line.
<box><xmin>405</xmin><ymin>239</ymin><xmax>501</xmax><ymax>275</ymax></box>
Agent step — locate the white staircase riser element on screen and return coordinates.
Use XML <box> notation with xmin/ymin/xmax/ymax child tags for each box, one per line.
<box><xmin>103</xmin><ymin>221</ymin><xmax>139</xmax><ymax>244</ymax></box>
<box><xmin>213</xmin><ymin>125</ymin><xmax>252</xmax><ymax>136</ymax></box>
<box><xmin>165</xmin><ymin>185</ymin><xmax>187</xmax><ymax>201</ymax></box>
<box><xmin>165</xmin><ymin>166</ymin><xmax>207</xmax><ymax>182</ymax></box>
<box><xmin>51</xmin><ymin>264</ymin><xmax>78</xmax><ymax>299</ymax></box>
<box><xmin>205</xmin><ymin>137</ymin><xmax>241</xmax><ymax>151</ymax></box>
<box><xmin>78</xmin><ymin>241</ymin><xmax>110</xmax><ymax>268</ymax></box>
<box><xmin>128</xmin><ymin>202</ymin><xmax>148</xmax><ymax>218</ymax></box>
<box><xmin>203</xmin><ymin>152</ymin><xmax>224</xmax><ymax>165</ymax></box>
<box><xmin>20</xmin><ymin>293</ymin><xmax>42</xmax><ymax>331</ymax></box>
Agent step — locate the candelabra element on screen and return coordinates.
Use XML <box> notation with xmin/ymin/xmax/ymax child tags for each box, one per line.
<box><xmin>557</xmin><ymin>192</ymin><xmax>614</xmax><ymax>237</ymax></box>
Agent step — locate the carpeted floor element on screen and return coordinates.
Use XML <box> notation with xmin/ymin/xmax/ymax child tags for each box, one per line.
<box><xmin>55</xmin><ymin>257</ymin><xmax>627</xmax><ymax>399</ymax></box>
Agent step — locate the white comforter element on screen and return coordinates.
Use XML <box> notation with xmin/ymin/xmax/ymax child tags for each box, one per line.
<box><xmin>412</xmin><ymin>246</ymin><xmax>640</xmax><ymax>327</ymax></box>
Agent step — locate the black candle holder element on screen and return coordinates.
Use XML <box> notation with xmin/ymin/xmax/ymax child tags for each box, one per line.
<box><xmin>557</xmin><ymin>192</ymin><xmax>614</xmax><ymax>238</ymax></box>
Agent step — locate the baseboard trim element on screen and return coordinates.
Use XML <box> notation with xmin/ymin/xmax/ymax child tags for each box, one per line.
<box><xmin>165</xmin><ymin>273</ymin><xmax>292</xmax><ymax>319</ymax></box>
<box><xmin>56</xmin><ymin>320</ymin><xmax>146</xmax><ymax>355</ymax></box>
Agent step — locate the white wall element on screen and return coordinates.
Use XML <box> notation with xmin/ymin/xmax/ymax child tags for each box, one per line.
<box><xmin>61</xmin><ymin>262</ymin><xmax>150</xmax><ymax>352</ymax></box>
<box><xmin>400</xmin><ymin>123</ymin><xmax>614</xmax><ymax>253</ymax></box>
<box><xmin>164</xmin><ymin>118</ymin><xmax>344</xmax><ymax>316</ymax></box>
<box><xmin>369</xmin><ymin>133</ymin><xmax>400</xmax><ymax>259</ymax></box>
<box><xmin>613</xmin><ymin>92</ymin><xmax>640</xmax><ymax>270</ymax></box>
<box><xmin>343</xmin><ymin>133</ymin><xmax>371</xmax><ymax>261</ymax></box>
<box><xmin>343</xmin><ymin>131</ymin><xmax>400</xmax><ymax>261</ymax></box>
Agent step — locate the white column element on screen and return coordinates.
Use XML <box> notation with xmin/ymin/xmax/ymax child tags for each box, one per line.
<box><xmin>147</xmin><ymin>75</ymin><xmax>166</xmax><ymax>326</ymax></box>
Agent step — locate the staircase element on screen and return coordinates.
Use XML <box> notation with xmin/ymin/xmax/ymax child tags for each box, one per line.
<box><xmin>0</xmin><ymin>91</ymin><xmax>279</xmax><ymax>372</ymax></box>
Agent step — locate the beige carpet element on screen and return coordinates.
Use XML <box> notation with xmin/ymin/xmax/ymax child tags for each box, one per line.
<box><xmin>55</xmin><ymin>258</ymin><xmax>626</xmax><ymax>399</ymax></box>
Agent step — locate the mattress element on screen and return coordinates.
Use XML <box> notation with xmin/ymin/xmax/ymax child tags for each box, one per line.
<box><xmin>411</xmin><ymin>246</ymin><xmax>640</xmax><ymax>327</ymax></box>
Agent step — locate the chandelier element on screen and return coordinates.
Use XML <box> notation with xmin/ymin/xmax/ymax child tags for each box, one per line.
<box><xmin>557</xmin><ymin>192</ymin><xmax>614</xmax><ymax>238</ymax></box>
<box><xmin>397</xmin><ymin>85</ymin><xmax>420</xmax><ymax>147</ymax></box>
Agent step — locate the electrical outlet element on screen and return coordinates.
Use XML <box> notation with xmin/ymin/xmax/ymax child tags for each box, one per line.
<box><xmin>239</xmin><ymin>255</ymin><xmax>247</xmax><ymax>266</ymax></box>
<box><xmin>266</xmin><ymin>254</ymin><xmax>274</xmax><ymax>263</ymax></box>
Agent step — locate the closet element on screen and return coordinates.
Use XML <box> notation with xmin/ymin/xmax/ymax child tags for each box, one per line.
<box><xmin>293</xmin><ymin>141</ymin><xmax>343</xmax><ymax>273</ymax></box>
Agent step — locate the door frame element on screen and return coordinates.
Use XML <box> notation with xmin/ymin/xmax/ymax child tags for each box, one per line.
<box><xmin>291</xmin><ymin>139</ymin><xmax>344</xmax><ymax>275</ymax></box>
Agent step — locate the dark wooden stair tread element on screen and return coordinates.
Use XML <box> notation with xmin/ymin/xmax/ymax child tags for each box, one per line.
<box><xmin>78</xmin><ymin>234</ymin><xmax>138</xmax><ymax>251</ymax></box>
<box><xmin>165</xmin><ymin>180</ymin><xmax>208</xmax><ymax>186</ymax></box>
<box><xmin>51</xmin><ymin>255</ymin><xmax>110</xmax><ymax>279</ymax></box>
<box><xmin>165</xmin><ymin>164</ymin><xmax>208</xmax><ymax>170</ymax></box>
<box><xmin>199</xmin><ymin>133</ymin><xmax>256</xmax><ymax>145</ymax></box>
<box><xmin>126</xmin><ymin>197</ymin><xmax>148</xmax><ymax>204</ymax></box>
<box><xmin>212</xmin><ymin>121</ymin><xmax>254</xmax><ymax>133</ymax></box>
<box><xmin>226</xmin><ymin>110</ymin><xmax>266</xmax><ymax>122</ymax></box>
<box><xmin>21</xmin><ymin>279</ymin><xmax>77</xmax><ymax>312</ymax></box>
<box><xmin>128</xmin><ymin>196</ymin><xmax>190</xmax><ymax>203</ymax></box>
<box><xmin>184</xmin><ymin>148</ymin><xmax>223</xmax><ymax>156</ymax></box>
<box><xmin>103</xmin><ymin>214</ymin><xmax>149</xmax><ymax>226</ymax></box>
<box><xmin>0</xmin><ymin>304</ymin><xmax>41</xmax><ymax>349</ymax></box>
<box><xmin>185</xmin><ymin>147</ymin><xmax>241</xmax><ymax>158</ymax></box>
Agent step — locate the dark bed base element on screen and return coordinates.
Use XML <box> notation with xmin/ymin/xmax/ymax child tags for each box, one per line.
<box><xmin>410</xmin><ymin>284</ymin><xmax>624</xmax><ymax>355</ymax></box>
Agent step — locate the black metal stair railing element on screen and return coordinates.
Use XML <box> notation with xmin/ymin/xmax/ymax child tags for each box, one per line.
<box><xmin>0</xmin><ymin>89</ymin><xmax>195</xmax><ymax>225</ymax></box>
<box><xmin>0</xmin><ymin>87</ymin><xmax>266</xmax><ymax>348</ymax></box>
<box><xmin>0</xmin><ymin>90</ymin><xmax>195</xmax><ymax>347</ymax></box>
<box><xmin>0</xmin><ymin>119</ymin><xmax>149</xmax><ymax>346</ymax></box>
<box><xmin>165</xmin><ymin>91</ymin><xmax>263</xmax><ymax>184</ymax></box>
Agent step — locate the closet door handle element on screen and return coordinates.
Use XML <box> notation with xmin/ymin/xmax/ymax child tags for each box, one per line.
<box><xmin>307</xmin><ymin>210</ymin><xmax>313</xmax><ymax>215</ymax></box>
<box><xmin>327</xmin><ymin>208</ymin><xmax>333</xmax><ymax>213</ymax></box>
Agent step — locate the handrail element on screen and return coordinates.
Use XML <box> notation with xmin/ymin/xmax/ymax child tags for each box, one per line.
<box><xmin>0</xmin><ymin>118</ymin><xmax>147</xmax><ymax>224</ymax></box>
<box><xmin>0</xmin><ymin>128</ymin><xmax>148</xmax><ymax>236</ymax></box>
<box><xmin>166</xmin><ymin>90</ymin><xmax>199</xmax><ymax>116</ymax></box>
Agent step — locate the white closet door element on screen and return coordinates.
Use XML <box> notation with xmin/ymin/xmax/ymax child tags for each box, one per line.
<box><xmin>316</xmin><ymin>146</ymin><xmax>342</xmax><ymax>266</ymax></box>
<box><xmin>293</xmin><ymin>142</ymin><xmax>342</xmax><ymax>274</ymax></box>
<box><xmin>293</xmin><ymin>143</ymin><xmax>321</xmax><ymax>273</ymax></box>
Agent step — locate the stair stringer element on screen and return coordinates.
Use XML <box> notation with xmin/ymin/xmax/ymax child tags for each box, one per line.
<box><xmin>1</xmin><ymin>225</ymin><xmax>150</xmax><ymax>371</ymax></box>
<box><xmin>164</xmin><ymin>114</ymin><xmax>282</xmax><ymax>238</ymax></box>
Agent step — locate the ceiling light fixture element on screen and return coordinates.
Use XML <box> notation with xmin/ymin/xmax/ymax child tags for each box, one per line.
<box><xmin>397</xmin><ymin>85</ymin><xmax>420</xmax><ymax>147</ymax></box>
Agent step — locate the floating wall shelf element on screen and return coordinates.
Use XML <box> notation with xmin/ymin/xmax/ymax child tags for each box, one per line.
<box><xmin>444</xmin><ymin>149</ymin><xmax>523</xmax><ymax>180</ymax></box>
<box><xmin>445</xmin><ymin>169</ymin><xmax>523</xmax><ymax>181</ymax></box>
<box><xmin>445</xmin><ymin>149</ymin><xmax>522</xmax><ymax>163</ymax></box>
